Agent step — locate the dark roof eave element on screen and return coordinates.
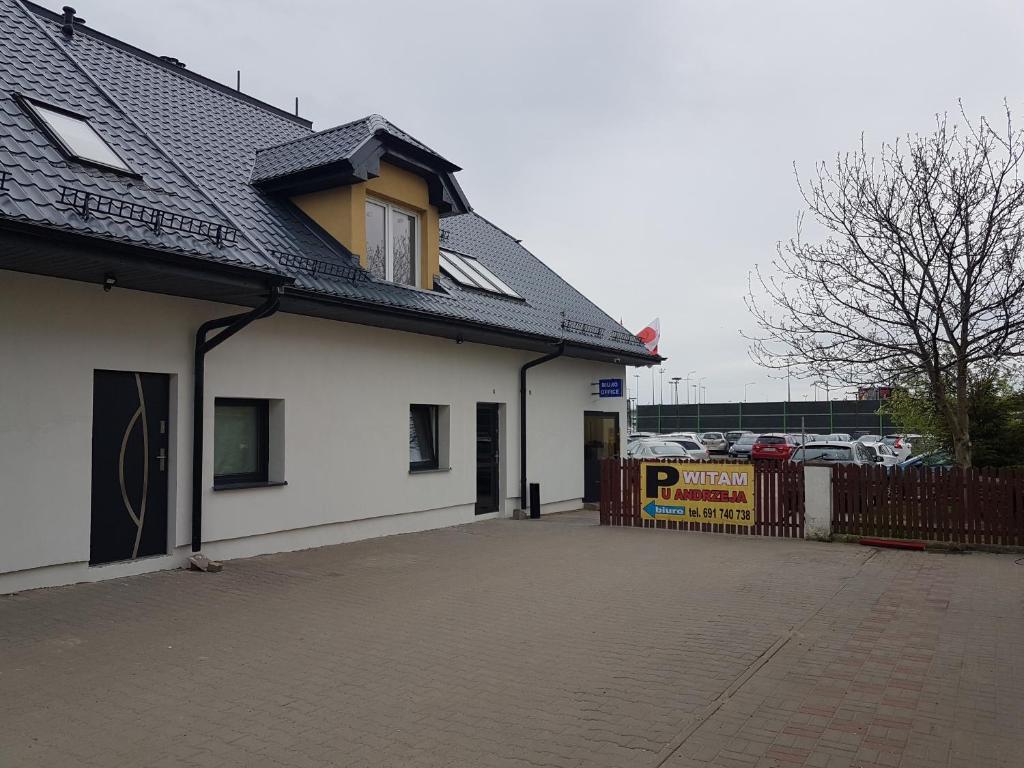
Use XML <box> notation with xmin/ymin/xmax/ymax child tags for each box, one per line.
<box><xmin>0</xmin><ymin>216</ymin><xmax>291</xmax><ymax>291</ymax></box>
<box><xmin>279</xmin><ymin>285</ymin><xmax>656</xmax><ymax>366</ymax></box>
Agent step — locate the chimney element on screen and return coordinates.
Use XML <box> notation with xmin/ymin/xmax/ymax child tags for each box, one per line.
<box><xmin>61</xmin><ymin>6</ymin><xmax>85</xmax><ymax>36</ymax></box>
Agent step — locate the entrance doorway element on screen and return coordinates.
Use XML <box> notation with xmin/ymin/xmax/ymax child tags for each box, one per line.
<box><xmin>584</xmin><ymin>411</ymin><xmax>620</xmax><ymax>503</ymax></box>
<box><xmin>476</xmin><ymin>403</ymin><xmax>500</xmax><ymax>514</ymax></box>
<box><xmin>90</xmin><ymin>370</ymin><xmax>170</xmax><ymax>565</ymax></box>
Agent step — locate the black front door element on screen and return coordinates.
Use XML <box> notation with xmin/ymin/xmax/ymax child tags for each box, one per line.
<box><xmin>90</xmin><ymin>370</ymin><xmax>170</xmax><ymax>565</ymax></box>
<box><xmin>476</xmin><ymin>403</ymin><xmax>500</xmax><ymax>514</ymax></box>
<box><xmin>584</xmin><ymin>411</ymin><xmax>620</xmax><ymax>503</ymax></box>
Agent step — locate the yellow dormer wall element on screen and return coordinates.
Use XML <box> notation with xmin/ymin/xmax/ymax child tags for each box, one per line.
<box><xmin>291</xmin><ymin>162</ymin><xmax>440</xmax><ymax>289</ymax></box>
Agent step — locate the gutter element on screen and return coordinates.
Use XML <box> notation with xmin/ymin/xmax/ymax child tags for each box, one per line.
<box><xmin>191</xmin><ymin>287</ymin><xmax>282</xmax><ymax>553</ymax></box>
<box><xmin>519</xmin><ymin>343</ymin><xmax>565</xmax><ymax>510</ymax></box>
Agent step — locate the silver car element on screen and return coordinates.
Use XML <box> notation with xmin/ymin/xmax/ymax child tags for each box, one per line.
<box><xmin>789</xmin><ymin>441</ymin><xmax>878</xmax><ymax>465</ymax></box>
<box><xmin>728</xmin><ymin>433</ymin><xmax>759</xmax><ymax>459</ymax></box>
<box><xmin>700</xmin><ymin>432</ymin><xmax>728</xmax><ymax>453</ymax></box>
<box><xmin>626</xmin><ymin>440</ymin><xmax>688</xmax><ymax>460</ymax></box>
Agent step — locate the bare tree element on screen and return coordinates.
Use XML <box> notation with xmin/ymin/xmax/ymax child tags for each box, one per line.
<box><xmin>747</xmin><ymin>105</ymin><xmax>1024</xmax><ymax>467</ymax></box>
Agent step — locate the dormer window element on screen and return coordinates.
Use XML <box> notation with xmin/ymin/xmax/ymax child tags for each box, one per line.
<box><xmin>21</xmin><ymin>98</ymin><xmax>134</xmax><ymax>174</ymax></box>
<box><xmin>365</xmin><ymin>197</ymin><xmax>418</xmax><ymax>287</ymax></box>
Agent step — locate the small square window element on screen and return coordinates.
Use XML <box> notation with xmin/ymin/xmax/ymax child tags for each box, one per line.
<box><xmin>21</xmin><ymin>97</ymin><xmax>134</xmax><ymax>174</ymax></box>
<box><xmin>409</xmin><ymin>404</ymin><xmax>439</xmax><ymax>471</ymax></box>
<box><xmin>214</xmin><ymin>398</ymin><xmax>269</xmax><ymax>486</ymax></box>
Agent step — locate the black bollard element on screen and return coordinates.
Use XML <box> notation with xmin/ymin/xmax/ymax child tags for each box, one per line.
<box><xmin>529</xmin><ymin>482</ymin><xmax>541</xmax><ymax>519</ymax></box>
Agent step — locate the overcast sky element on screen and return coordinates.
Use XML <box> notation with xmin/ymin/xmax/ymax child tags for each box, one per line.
<box><xmin>81</xmin><ymin>0</ymin><xmax>1024</xmax><ymax>404</ymax></box>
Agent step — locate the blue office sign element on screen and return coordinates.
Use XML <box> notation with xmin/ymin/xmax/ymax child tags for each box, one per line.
<box><xmin>599</xmin><ymin>378</ymin><xmax>623</xmax><ymax>398</ymax></box>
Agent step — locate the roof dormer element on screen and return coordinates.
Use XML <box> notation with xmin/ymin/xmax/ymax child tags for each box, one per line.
<box><xmin>251</xmin><ymin>115</ymin><xmax>470</xmax><ymax>291</ymax></box>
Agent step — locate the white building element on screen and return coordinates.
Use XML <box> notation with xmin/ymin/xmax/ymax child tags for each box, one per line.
<box><xmin>0</xmin><ymin>2</ymin><xmax>656</xmax><ymax>593</ymax></box>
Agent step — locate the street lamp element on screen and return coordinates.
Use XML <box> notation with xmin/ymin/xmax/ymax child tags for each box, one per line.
<box><xmin>744</xmin><ymin>381</ymin><xmax>756</xmax><ymax>402</ymax></box>
<box><xmin>697</xmin><ymin>377</ymin><xmax>707</xmax><ymax>405</ymax></box>
<box><xmin>670</xmin><ymin>376</ymin><xmax>682</xmax><ymax>405</ymax></box>
<box><xmin>684</xmin><ymin>370</ymin><xmax>697</xmax><ymax>404</ymax></box>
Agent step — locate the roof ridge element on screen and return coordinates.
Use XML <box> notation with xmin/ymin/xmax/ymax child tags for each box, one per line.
<box><xmin>23</xmin><ymin>1</ymin><xmax>313</xmax><ymax>129</ymax></box>
<box><xmin>254</xmin><ymin>115</ymin><xmax>374</xmax><ymax>154</ymax></box>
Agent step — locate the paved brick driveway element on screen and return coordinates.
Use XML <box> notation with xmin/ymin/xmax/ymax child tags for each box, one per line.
<box><xmin>1</xmin><ymin>511</ymin><xmax>1021</xmax><ymax>768</ymax></box>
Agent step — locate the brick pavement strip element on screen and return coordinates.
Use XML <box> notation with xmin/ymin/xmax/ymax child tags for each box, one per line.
<box><xmin>1</xmin><ymin>511</ymin><xmax>1021</xmax><ymax>768</ymax></box>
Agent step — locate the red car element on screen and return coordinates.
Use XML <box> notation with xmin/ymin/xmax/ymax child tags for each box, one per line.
<box><xmin>751</xmin><ymin>433</ymin><xmax>799</xmax><ymax>461</ymax></box>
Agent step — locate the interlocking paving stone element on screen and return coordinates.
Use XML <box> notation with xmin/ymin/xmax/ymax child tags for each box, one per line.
<box><xmin>1</xmin><ymin>511</ymin><xmax>1021</xmax><ymax>768</ymax></box>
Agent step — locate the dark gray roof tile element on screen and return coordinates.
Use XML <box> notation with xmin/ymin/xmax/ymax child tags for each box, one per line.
<box><xmin>4</xmin><ymin>1</ymin><xmax>650</xmax><ymax>361</ymax></box>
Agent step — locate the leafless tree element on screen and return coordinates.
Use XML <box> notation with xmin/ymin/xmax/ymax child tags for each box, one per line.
<box><xmin>747</xmin><ymin>104</ymin><xmax>1024</xmax><ymax>467</ymax></box>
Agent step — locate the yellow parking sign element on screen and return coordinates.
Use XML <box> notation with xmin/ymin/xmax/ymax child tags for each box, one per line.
<box><xmin>639</xmin><ymin>462</ymin><xmax>756</xmax><ymax>526</ymax></box>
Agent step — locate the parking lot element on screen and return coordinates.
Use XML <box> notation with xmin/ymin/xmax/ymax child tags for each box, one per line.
<box><xmin>1</xmin><ymin>511</ymin><xmax>1021</xmax><ymax>768</ymax></box>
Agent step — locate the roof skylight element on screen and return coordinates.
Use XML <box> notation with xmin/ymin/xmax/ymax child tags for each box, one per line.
<box><xmin>440</xmin><ymin>250</ymin><xmax>521</xmax><ymax>299</ymax></box>
<box><xmin>25</xmin><ymin>100</ymin><xmax>133</xmax><ymax>173</ymax></box>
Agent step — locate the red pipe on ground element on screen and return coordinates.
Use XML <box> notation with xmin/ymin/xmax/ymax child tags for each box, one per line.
<box><xmin>859</xmin><ymin>537</ymin><xmax>926</xmax><ymax>551</ymax></box>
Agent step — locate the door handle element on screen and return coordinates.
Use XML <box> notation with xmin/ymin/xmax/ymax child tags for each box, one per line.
<box><xmin>157</xmin><ymin>447</ymin><xmax>167</xmax><ymax>472</ymax></box>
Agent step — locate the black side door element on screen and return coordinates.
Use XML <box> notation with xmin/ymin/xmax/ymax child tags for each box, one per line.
<box><xmin>90</xmin><ymin>370</ymin><xmax>170</xmax><ymax>565</ymax></box>
<box><xmin>584</xmin><ymin>411</ymin><xmax>620</xmax><ymax>503</ymax></box>
<box><xmin>476</xmin><ymin>403</ymin><xmax>500</xmax><ymax>514</ymax></box>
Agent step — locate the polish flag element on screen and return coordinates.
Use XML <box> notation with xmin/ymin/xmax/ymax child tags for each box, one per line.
<box><xmin>636</xmin><ymin>318</ymin><xmax>660</xmax><ymax>355</ymax></box>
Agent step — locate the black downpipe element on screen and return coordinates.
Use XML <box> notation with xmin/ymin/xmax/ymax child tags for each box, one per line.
<box><xmin>519</xmin><ymin>344</ymin><xmax>565</xmax><ymax>510</ymax></box>
<box><xmin>191</xmin><ymin>288</ymin><xmax>281</xmax><ymax>552</ymax></box>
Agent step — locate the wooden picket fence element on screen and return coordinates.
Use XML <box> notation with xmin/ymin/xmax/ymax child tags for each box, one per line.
<box><xmin>832</xmin><ymin>464</ymin><xmax>1024</xmax><ymax>545</ymax></box>
<box><xmin>599</xmin><ymin>458</ymin><xmax>804</xmax><ymax>537</ymax></box>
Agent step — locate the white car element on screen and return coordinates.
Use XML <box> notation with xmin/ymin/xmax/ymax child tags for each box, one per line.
<box><xmin>662</xmin><ymin>431</ymin><xmax>704</xmax><ymax>444</ymax></box>
<box><xmin>626</xmin><ymin>440</ymin><xmax>689</xmax><ymax>460</ymax></box>
<box><xmin>658</xmin><ymin>436</ymin><xmax>710</xmax><ymax>461</ymax></box>
<box><xmin>860</xmin><ymin>441</ymin><xmax>900</xmax><ymax>466</ymax></box>
<box><xmin>882</xmin><ymin>434</ymin><xmax>916</xmax><ymax>462</ymax></box>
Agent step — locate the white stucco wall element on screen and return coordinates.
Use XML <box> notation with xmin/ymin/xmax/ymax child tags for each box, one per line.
<box><xmin>0</xmin><ymin>271</ymin><xmax>626</xmax><ymax>591</ymax></box>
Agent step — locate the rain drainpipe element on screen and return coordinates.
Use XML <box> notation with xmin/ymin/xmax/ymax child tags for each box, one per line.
<box><xmin>519</xmin><ymin>343</ymin><xmax>565</xmax><ymax>511</ymax></box>
<box><xmin>191</xmin><ymin>287</ymin><xmax>282</xmax><ymax>553</ymax></box>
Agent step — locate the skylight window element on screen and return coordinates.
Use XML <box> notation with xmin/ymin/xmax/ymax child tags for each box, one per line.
<box><xmin>23</xmin><ymin>99</ymin><xmax>133</xmax><ymax>174</ymax></box>
<box><xmin>440</xmin><ymin>250</ymin><xmax>521</xmax><ymax>299</ymax></box>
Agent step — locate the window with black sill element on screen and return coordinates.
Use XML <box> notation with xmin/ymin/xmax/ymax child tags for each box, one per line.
<box><xmin>214</xmin><ymin>398</ymin><xmax>269</xmax><ymax>487</ymax></box>
<box><xmin>409</xmin><ymin>404</ymin><xmax>439</xmax><ymax>471</ymax></box>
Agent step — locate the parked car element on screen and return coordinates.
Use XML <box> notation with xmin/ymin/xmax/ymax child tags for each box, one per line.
<box><xmin>882</xmin><ymin>434</ymin><xmax>917</xmax><ymax>462</ymax></box>
<box><xmin>789</xmin><ymin>433</ymin><xmax>820</xmax><ymax>445</ymax></box>
<box><xmin>859</xmin><ymin>441</ymin><xmax>900</xmax><ymax>466</ymax></box>
<box><xmin>789</xmin><ymin>441</ymin><xmax>879</xmax><ymax>465</ymax></box>
<box><xmin>728</xmin><ymin>433</ymin><xmax>759</xmax><ymax>459</ymax></box>
<box><xmin>700</xmin><ymin>432</ymin><xmax>728</xmax><ymax>453</ymax></box>
<box><xmin>751</xmin><ymin>433</ymin><xmax>800</xmax><ymax>461</ymax></box>
<box><xmin>659</xmin><ymin>437</ymin><xmax>710</xmax><ymax>461</ymax></box>
<box><xmin>725</xmin><ymin>430</ymin><xmax>751</xmax><ymax>447</ymax></box>
<box><xmin>822</xmin><ymin>433</ymin><xmax>852</xmax><ymax>442</ymax></box>
<box><xmin>663</xmin><ymin>431</ymin><xmax>704</xmax><ymax>444</ymax></box>
<box><xmin>626</xmin><ymin>440</ymin><xmax>689</xmax><ymax>460</ymax></box>
<box><xmin>898</xmin><ymin>450</ymin><xmax>954</xmax><ymax>470</ymax></box>
<box><xmin>857</xmin><ymin>434</ymin><xmax>883</xmax><ymax>443</ymax></box>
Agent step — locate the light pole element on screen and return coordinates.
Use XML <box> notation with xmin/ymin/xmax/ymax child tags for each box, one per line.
<box><xmin>684</xmin><ymin>369</ymin><xmax>697</xmax><ymax>404</ymax></box>
<box><xmin>768</xmin><ymin>364</ymin><xmax>792</xmax><ymax>402</ymax></box>
<box><xmin>670</xmin><ymin>376</ymin><xmax>682</xmax><ymax>405</ymax></box>
<box><xmin>657</xmin><ymin>367</ymin><xmax>665</xmax><ymax>433</ymax></box>
<box><xmin>697</xmin><ymin>377</ymin><xmax>707</xmax><ymax>404</ymax></box>
<box><xmin>744</xmin><ymin>381</ymin><xmax>756</xmax><ymax>402</ymax></box>
<box><xmin>632</xmin><ymin>372</ymin><xmax>640</xmax><ymax>404</ymax></box>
